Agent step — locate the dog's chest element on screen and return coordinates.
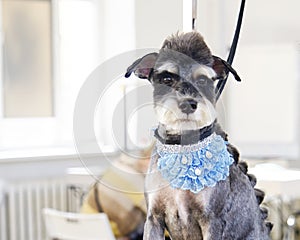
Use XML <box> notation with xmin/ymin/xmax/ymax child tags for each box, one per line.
<box><xmin>168</xmin><ymin>187</ymin><xmax>212</xmax><ymax>220</ymax></box>
<box><xmin>146</xmin><ymin>154</ymin><xmax>214</xmax><ymax>213</ymax></box>
<box><xmin>162</xmin><ymin>187</ymin><xmax>213</xmax><ymax>240</ymax></box>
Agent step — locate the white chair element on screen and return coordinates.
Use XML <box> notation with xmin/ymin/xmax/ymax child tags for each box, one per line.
<box><xmin>43</xmin><ymin>208</ymin><xmax>116</xmax><ymax>240</ymax></box>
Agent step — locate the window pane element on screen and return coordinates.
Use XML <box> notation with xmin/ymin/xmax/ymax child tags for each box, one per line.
<box><xmin>2</xmin><ymin>0</ymin><xmax>53</xmax><ymax>117</ymax></box>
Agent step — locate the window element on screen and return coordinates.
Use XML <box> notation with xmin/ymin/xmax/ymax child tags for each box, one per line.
<box><xmin>0</xmin><ymin>0</ymin><xmax>102</xmax><ymax>151</ymax></box>
<box><xmin>0</xmin><ymin>0</ymin><xmax>57</xmax><ymax>150</ymax></box>
<box><xmin>2</xmin><ymin>0</ymin><xmax>53</xmax><ymax>118</ymax></box>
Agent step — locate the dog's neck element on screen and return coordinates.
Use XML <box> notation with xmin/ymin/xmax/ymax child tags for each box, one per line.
<box><xmin>154</xmin><ymin>121</ymin><xmax>216</xmax><ymax>145</ymax></box>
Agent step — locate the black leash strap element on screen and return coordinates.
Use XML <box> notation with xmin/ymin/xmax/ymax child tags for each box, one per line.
<box><xmin>216</xmin><ymin>0</ymin><xmax>246</xmax><ymax>101</ymax></box>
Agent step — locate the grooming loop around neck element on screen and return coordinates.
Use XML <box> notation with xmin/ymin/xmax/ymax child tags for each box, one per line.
<box><xmin>155</xmin><ymin>133</ymin><xmax>234</xmax><ymax>193</ymax></box>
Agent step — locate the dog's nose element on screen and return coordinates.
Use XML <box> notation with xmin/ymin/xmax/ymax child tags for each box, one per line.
<box><xmin>178</xmin><ymin>99</ymin><xmax>197</xmax><ymax>114</ymax></box>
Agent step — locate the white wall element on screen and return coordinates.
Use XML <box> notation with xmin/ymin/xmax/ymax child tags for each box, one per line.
<box><xmin>224</xmin><ymin>0</ymin><xmax>300</xmax><ymax>159</ymax></box>
<box><xmin>135</xmin><ymin>0</ymin><xmax>183</xmax><ymax>49</ymax></box>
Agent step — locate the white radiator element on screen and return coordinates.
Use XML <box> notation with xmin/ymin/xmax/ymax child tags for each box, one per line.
<box><xmin>0</xmin><ymin>178</ymin><xmax>86</xmax><ymax>240</ymax></box>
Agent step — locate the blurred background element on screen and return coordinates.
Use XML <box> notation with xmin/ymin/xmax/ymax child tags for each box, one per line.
<box><xmin>0</xmin><ymin>0</ymin><xmax>300</xmax><ymax>239</ymax></box>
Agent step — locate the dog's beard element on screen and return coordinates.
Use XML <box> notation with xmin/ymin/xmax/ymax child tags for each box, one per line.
<box><xmin>154</xmin><ymin>98</ymin><xmax>217</xmax><ymax>134</ymax></box>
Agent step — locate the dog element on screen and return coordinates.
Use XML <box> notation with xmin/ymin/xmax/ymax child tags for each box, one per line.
<box><xmin>125</xmin><ymin>32</ymin><xmax>272</xmax><ymax>240</ymax></box>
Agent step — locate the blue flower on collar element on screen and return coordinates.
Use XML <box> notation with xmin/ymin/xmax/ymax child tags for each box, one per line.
<box><xmin>156</xmin><ymin>133</ymin><xmax>234</xmax><ymax>194</ymax></box>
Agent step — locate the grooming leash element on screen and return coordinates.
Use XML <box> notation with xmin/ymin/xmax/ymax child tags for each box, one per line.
<box><xmin>215</xmin><ymin>0</ymin><xmax>246</xmax><ymax>101</ymax></box>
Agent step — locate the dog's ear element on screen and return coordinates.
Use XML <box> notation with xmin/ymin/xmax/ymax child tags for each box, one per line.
<box><xmin>212</xmin><ymin>56</ymin><xmax>241</xmax><ymax>82</ymax></box>
<box><xmin>125</xmin><ymin>52</ymin><xmax>158</xmax><ymax>80</ymax></box>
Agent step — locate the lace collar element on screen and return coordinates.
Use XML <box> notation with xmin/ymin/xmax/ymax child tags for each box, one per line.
<box><xmin>155</xmin><ymin>132</ymin><xmax>234</xmax><ymax>193</ymax></box>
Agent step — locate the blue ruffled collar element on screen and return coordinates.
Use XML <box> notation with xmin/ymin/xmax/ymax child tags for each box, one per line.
<box><xmin>156</xmin><ymin>132</ymin><xmax>234</xmax><ymax>193</ymax></box>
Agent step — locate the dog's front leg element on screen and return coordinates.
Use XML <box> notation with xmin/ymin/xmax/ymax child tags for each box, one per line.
<box><xmin>143</xmin><ymin>213</ymin><xmax>165</xmax><ymax>240</ymax></box>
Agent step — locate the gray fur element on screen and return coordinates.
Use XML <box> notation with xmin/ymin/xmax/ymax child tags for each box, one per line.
<box><xmin>125</xmin><ymin>32</ymin><xmax>272</xmax><ymax>240</ymax></box>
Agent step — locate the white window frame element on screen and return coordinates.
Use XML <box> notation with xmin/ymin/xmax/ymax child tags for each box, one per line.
<box><xmin>0</xmin><ymin>0</ymin><xmax>106</xmax><ymax>153</ymax></box>
<box><xmin>0</xmin><ymin>0</ymin><xmax>59</xmax><ymax>150</ymax></box>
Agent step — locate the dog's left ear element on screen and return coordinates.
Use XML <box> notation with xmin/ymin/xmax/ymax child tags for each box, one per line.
<box><xmin>125</xmin><ymin>52</ymin><xmax>158</xmax><ymax>80</ymax></box>
<box><xmin>212</xmin><ymin>56</ymin><xmax>241</xmax><ymax>82</ymax></box>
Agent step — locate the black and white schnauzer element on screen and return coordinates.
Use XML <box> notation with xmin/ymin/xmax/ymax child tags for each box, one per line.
<box><xmin>125</xmin><ymin>32</ymin><xmax>272</xmax><ymax>240</ymax></box>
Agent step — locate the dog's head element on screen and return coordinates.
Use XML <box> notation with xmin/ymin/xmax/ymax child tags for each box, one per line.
<box><xmin>125</xmin><ymin>32</ymin><xmax>240</xmax><ymax>134</ymax></box>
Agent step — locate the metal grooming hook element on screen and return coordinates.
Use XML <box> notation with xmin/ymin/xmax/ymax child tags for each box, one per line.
<box><xmin>192</xmin><ymin>0</ymin><xmax>197</xmax><ymax>30</ymax></box>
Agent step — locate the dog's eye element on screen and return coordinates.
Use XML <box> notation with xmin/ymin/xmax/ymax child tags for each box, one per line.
<box><xmin>159</xmin><ymin>73</ymin><xmax>178</xmax><ymax>86</ymax></box>
<box><xmin>154</xmin><ymin>71</ymin><xmax>179</xmax><ymax>86</ymax></box>
<box><xmin>162</xmin><ymin>76</ymin><xmax>174</xmax><ymax>86</ymax></box>
<box><xmin>194</xmin><ymin>76</ymin><xmax>209</xmax><ymax>87</ymax></box>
